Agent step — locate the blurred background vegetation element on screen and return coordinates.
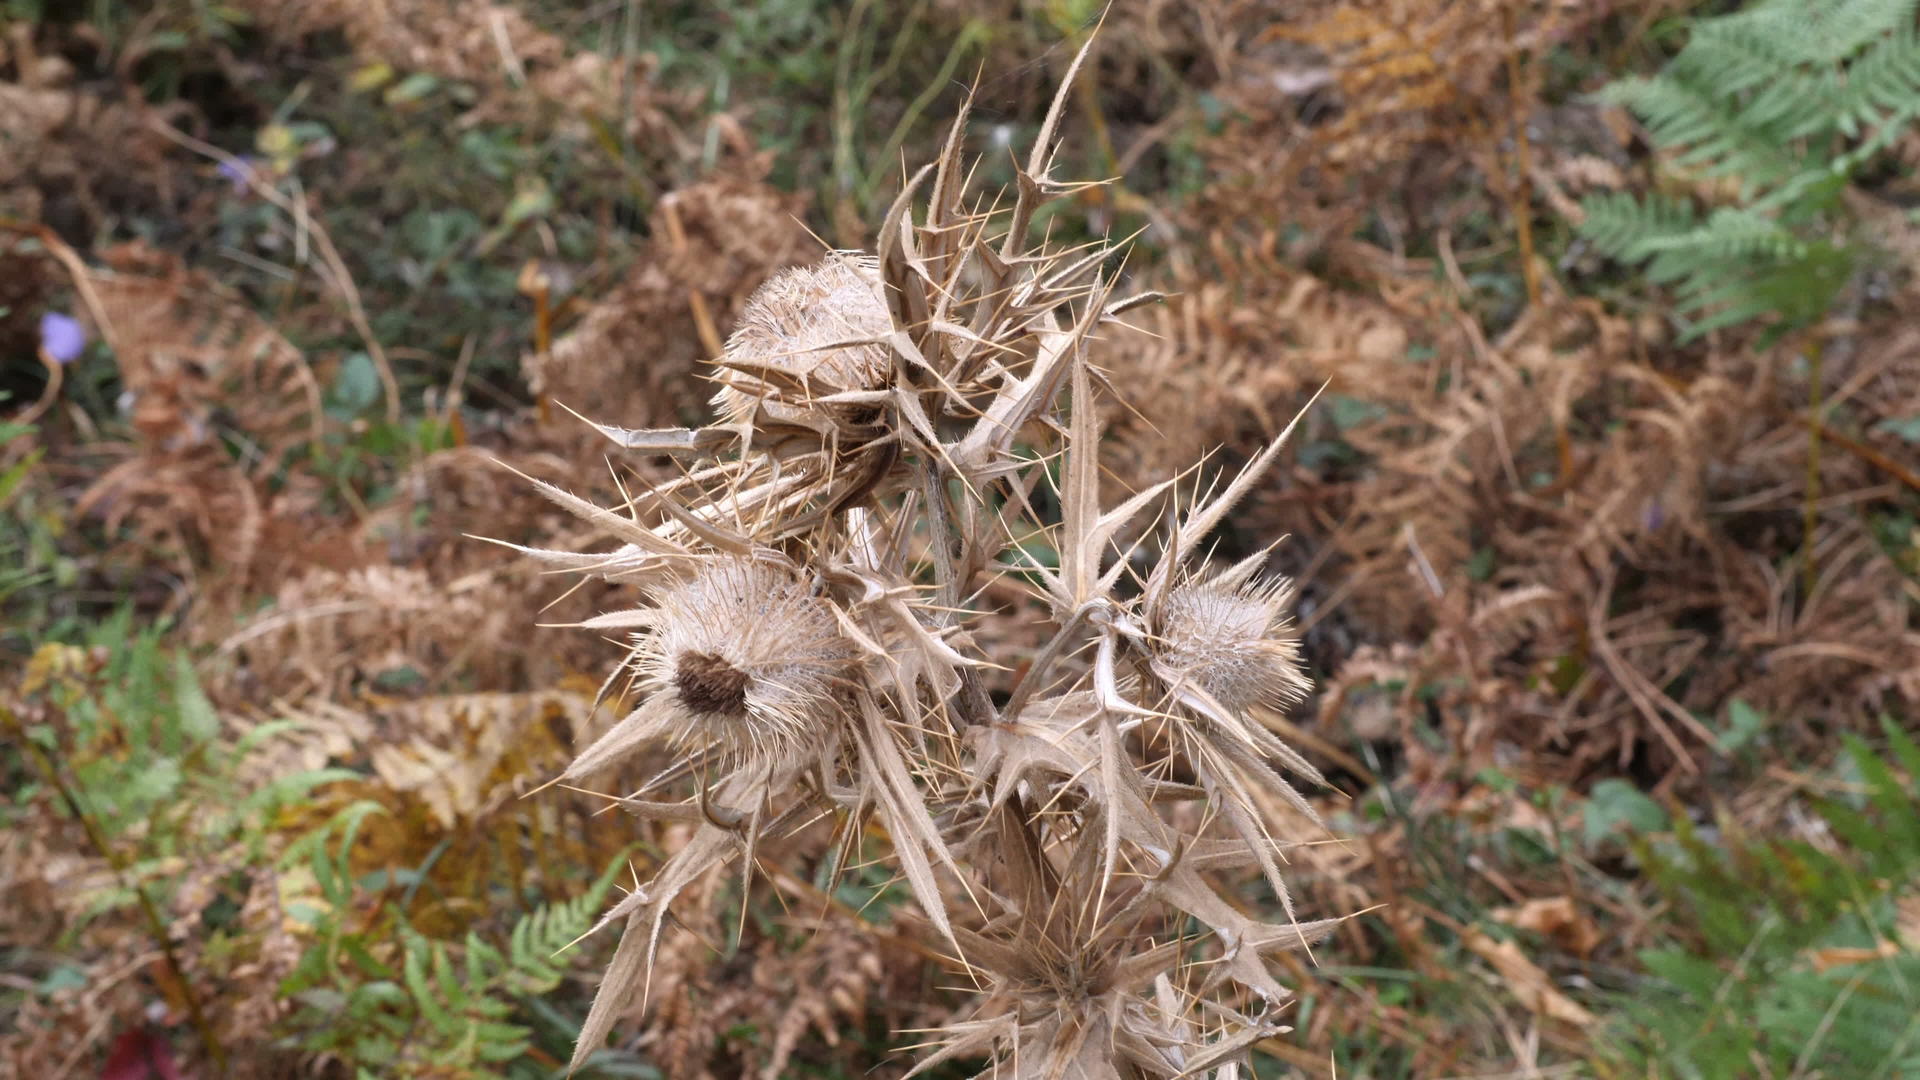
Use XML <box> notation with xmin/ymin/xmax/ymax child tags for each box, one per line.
<box><xmin>3</xmin><ymin>0</ymin><xmax>1919</xmax><ymax>1076</ymax></box>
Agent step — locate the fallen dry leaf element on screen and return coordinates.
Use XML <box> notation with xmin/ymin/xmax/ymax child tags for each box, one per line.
<box><xmin>1461</xmin><ymin>926</ymin><xmax>1596</xmax><ymax>1026</ymax></box>
<box><xmin>1806</xmin><ymin>942</ymin><xmax>1904</xmax><ymax>974</ymax></box>
<box><xmin>1492</xmin><ymin>896</ymin><xmax>1604</xmax><ymax>958</ymax></box>
<box><xmin>98</xmin><ymin>1028</ymin><xmax>184</xmax><ymax>1080</ymax></box>
<box><xmin>1898</xmin><ymin>892</ymin><xmax>1920</xmax><ymax>949</ymax></box>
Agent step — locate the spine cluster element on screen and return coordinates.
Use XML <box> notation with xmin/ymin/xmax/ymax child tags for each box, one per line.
<box><xmin>501</xmin><ymin>43</ymin><xmax>1340</xmax><ymax>1078</ymax></box>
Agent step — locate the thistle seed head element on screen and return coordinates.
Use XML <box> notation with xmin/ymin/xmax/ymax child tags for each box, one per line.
<box><xmin>1149</xmin><ymin>574</ymin><xmax>1310</xmax><ymax>714</ymax></box>
<box><xmin>713</xmin><ymin>252</ymin><xmax>892</xmax><ymax>425</ymax></box>
<box><xmin>636</xmin><ymin>557</ymin><xmax>856</xmax><ymax>758</ymax></box>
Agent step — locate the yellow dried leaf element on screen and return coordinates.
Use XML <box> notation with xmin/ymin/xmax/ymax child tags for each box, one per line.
<box><xmin>1806</xmin><ymin>943</ymin><xmax>1903</xmax><ymax>974</ymax></box>
<box><xmin>347</xmin><ymin>61</ymin><xmax>394</xmax><ymax>93</ymax></box>
<box><xmin>21</xmin><ymin>643</ymin><xmax>88</xmax><ymax>697</ymax></box>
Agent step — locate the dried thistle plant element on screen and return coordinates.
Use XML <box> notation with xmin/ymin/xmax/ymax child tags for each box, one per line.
<box><xmin>495</xmin><ymin>39</ymin><xmax>1347</xmax><ymax>1078</ymax></box>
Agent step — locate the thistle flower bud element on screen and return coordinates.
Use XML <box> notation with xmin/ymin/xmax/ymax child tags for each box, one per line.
<box><xmin>640</xmin><ymin>558</ymin><xmax>857</xmax><ymax>758</ymax></box>
<box><xmin>713</xmin><ymin>253</ymin><xmax>892</xmax><ymax>426</ymax></box>
<box><xmin>1148</xmin><ymin>574</ymin><xmax>1310</xmax><ymax>714</ymax></box>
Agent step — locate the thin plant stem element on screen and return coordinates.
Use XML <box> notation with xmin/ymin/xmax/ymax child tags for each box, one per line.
<box><xmin>856</xmin><ymin>21</ymin><xmax>986</xmax><ymax>211</ymax></box>
<box><xmin>1501</xmin><ymin>6</ymin><xmax>1541</xmax><ymax>309</ymax></box>
<box><xmin>1803</xmin><ymin>335</ymin><xmax>1824</xmax><ymax>597</ymax></box>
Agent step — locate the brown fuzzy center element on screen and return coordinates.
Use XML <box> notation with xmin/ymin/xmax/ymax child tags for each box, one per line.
<box><xmin>674</xmin><ymin>651</ymin><xmax>750</xmax><ymax>715</ymax></box>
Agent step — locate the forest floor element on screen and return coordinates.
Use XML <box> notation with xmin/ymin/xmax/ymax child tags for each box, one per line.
<box><xmin>4</xmin><ymin>2</ymin><xmax>1919</xmax><ymax>1077</ymax></box>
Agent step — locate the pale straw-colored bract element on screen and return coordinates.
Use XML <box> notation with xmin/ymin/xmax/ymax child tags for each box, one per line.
<box><xmin>491</xmin><ymin>34</ymin><xmax>1349</xmax><ymax>1079</ymax></box>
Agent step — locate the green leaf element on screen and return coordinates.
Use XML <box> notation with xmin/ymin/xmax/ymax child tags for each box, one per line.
<box><xmin>243</xmin><ymin>767</ymin><xmax>361</xmax><ymax>815</ymax></box>
<box><xmin>405</xmin><ymin>934</ymin><xmax>454</xmax><ymax>1033</ymax></box>
<box><xmin>1875</xmin><ymin>415</ymin><xmax>1920</xmax><ymax>442</ymax></box>
<box><xmin>1717</xmin><ymin>699</ymin><xmax>1767</xmax><ymax>753</ymax></box>
<box><xmin>1847</xmin><ymin>733</ymin><xmax>1920</xmax><ymax>854</ymax></box>
<box><xmin>329</xmin><ymin>352</ymin><xmax>382</xmax><ymax>417</ymax></box>
<box><xmin>383</xmin><ymin>72</ymin><xmax>440</xmax><ymax>105</ymax></box>
<box><xmin>117</xmin><ymin>758</ymin><xmax>183</xmax><ymax>818</ymax></box>
<box><xmin>1584</xmin><ymin>779</ymin><xmax>1669</xmax><ymax>848</ymax></box>
<box><xmin>348</xmin><ymin>62</ymin><xmax>395</xmax><ymax>94</ymax></box>
<box><xmin>432</xmin><ymin>941</ymin><xmax>471</xmax><ymax>1013</ymax></box>
<box><xmin>172</xmin><ymin>654</ymin><xmax>219</xmax><ymax>745</ymax></box>
<box><xmin>283</xmin><ymin>799</ymin><xmax>388</xmax><ymax>906</ymax></box>
<box><xmin>0</xmin><ymin>445</ymin><xmax>40</xmax><ymax>507</ymax></box>
<box><xmin>1325</xmin><ymin>394</ymin><xmax>1388</xmax><ymax>432</ymax></box>
<box><xmin>500</xmin><ymin>178</ymin><xmax>555</xmax><ymax>228</ymax></box>
<box><xmin>1881</xmin><ymin>714</ymin><xmax>1920</xmax><ymax>791</ymax></box>
<box><xmin>1465</xmin><ymin>546</ymin><xmax>1496</xmax><ymax>582</ymax></box>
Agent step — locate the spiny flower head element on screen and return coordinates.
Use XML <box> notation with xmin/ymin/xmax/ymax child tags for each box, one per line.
<box><xmin>638</xmin><ymin>557</ymin><xmax>856</xmax><ymax>758</ymax></box>
<box><xmin>712</xmin><ymin>252</ymin><xmax>892</xmax><ymax>426</ymax></box>
<box><xmin>499</xmin><ymin>37</ymin><xmax>1352</xmax><ymax>1077</ymax></box>
<box><xmin>1146</xmin><ymin>572</ymin><xmax>1310</xmax><ymax>715</ymax></box>
<box><xmin>560</xmin><ymin>556</ymin><xmax>859</xmax><ymax>783</ymax></box>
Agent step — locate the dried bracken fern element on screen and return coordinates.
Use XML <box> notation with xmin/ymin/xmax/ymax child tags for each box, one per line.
<box><xmin>41</xmin><ymin>243</ymin><xmax>323</xmax><ymax>603</ymax></box>
<box><xmin>500</xmin><ymin>40</ymin><xmax>1352</xmax><ymax>1078</ymax></box>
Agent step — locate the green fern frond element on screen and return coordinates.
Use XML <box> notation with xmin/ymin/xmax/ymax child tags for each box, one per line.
<box><xmin>1834</xmin><ymin>23</ymin><xmax>1920</xmax><ymax>133</ymax></box>
<box><xmin>397</xmin><ymin>928</ymin><xmax>522</xmax><ymax>1068</ymax></box>
<box><xmin>505</xmin><ymin>849</ymin><xmax>631</xmax><ymax>995</ymax></box>
<box><xmin>1603</xmin><ymin>715</ymin><xmax>1920</xmax><ymax>1078</ymax></box>
<box><xmin>1644</xmin><ymin>208</ymin><xmax>1807</xmax><ymax>269</ymax></box>
<box><xmin>1575</xmin><ymin>0</ymin><xmax>1920</xmax><ymax>336</ymax></box>
<box><xmin>284</xmin><ymin>846</ymin><xmax>635</xmax><ymax>1076</ymax></box>
<box><xmin>1578</xmin><ymin>191</ymin><xmax>1699</xmax><ymax>263</ymax></box>
<box><xmin>1711</xmin><ymin>0</ymin><xmax>1919</xmax><ymax>65</ymax></box>
<box><xmin>1601</xmin><ymin>74</ymin><xmax>1804</xmax><ymax>191</ymax></box>
<box><xmin>392</xmin><ymin>851</ymin><xmax>632</xmax><ymax>1071</ymax></box>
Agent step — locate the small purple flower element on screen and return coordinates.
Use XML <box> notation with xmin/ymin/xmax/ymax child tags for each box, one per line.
<box><xmin>217</xmin><ymin>155</ymin><xmax>256</xmax><ymax>193</ymax></box>
<box><xmin>1641</xmin><ymin>498</ymin><xmax>1666</xmax><ymax>532</ymax></box>
<box><xmin>39</xmin><ymin>312</ymin><xmax>86</xmax><ymax>364</ymax></box>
